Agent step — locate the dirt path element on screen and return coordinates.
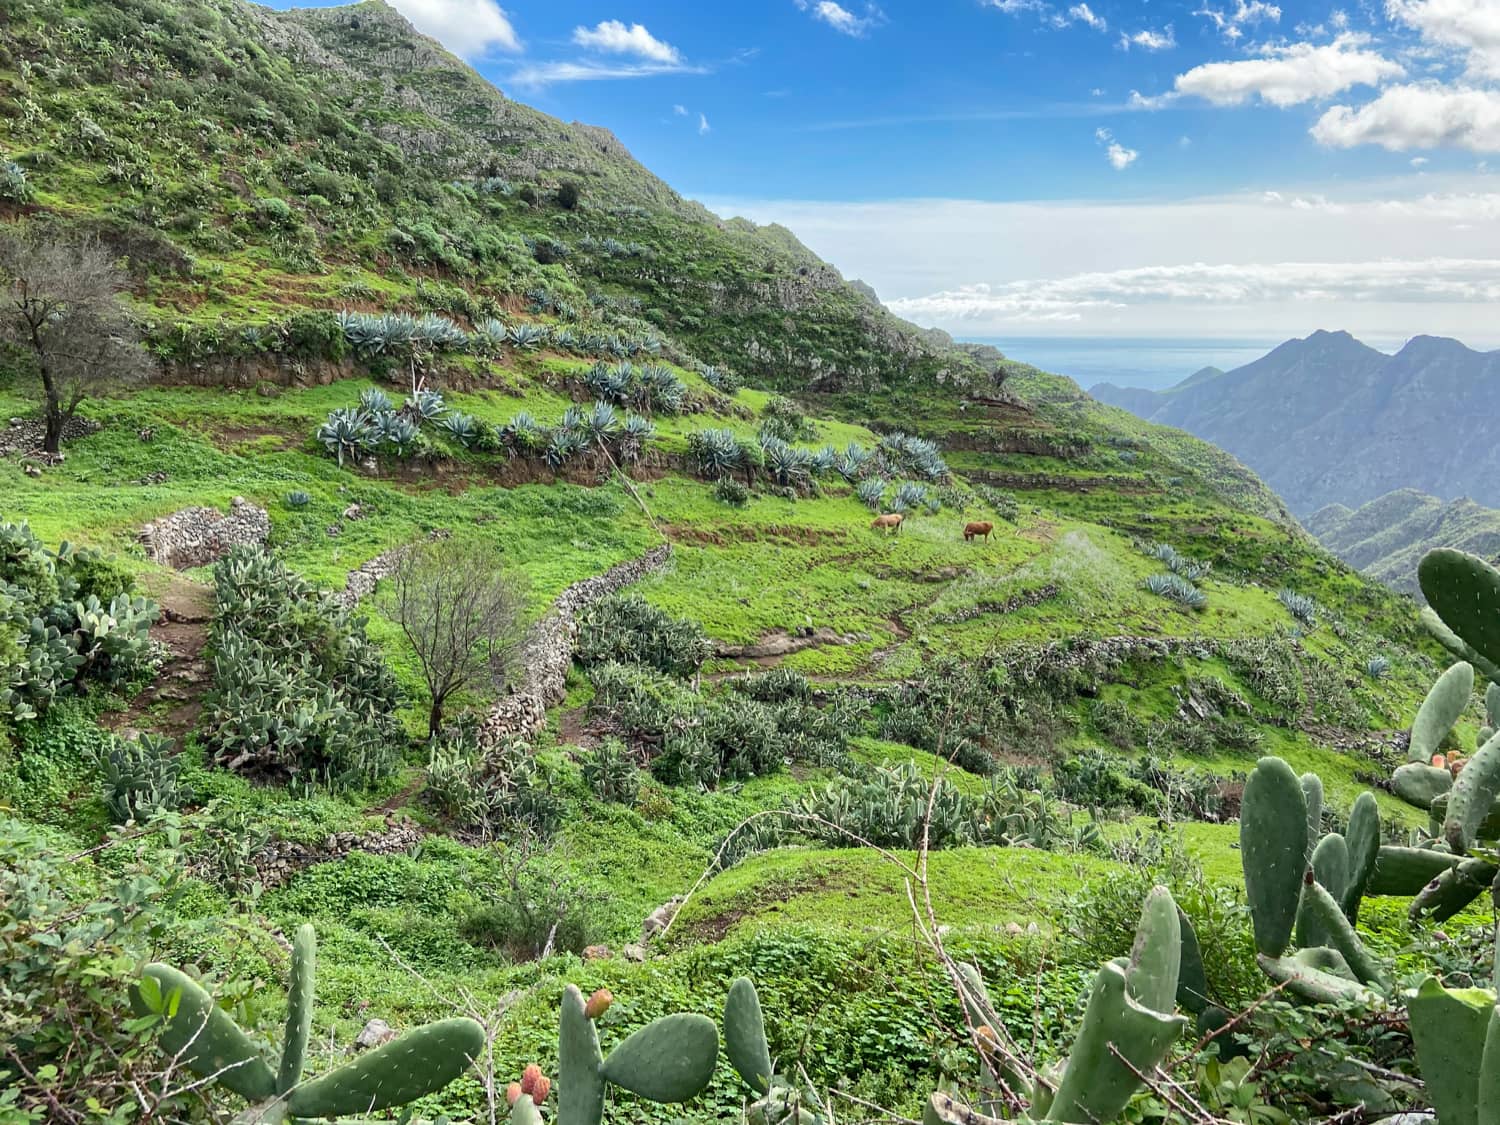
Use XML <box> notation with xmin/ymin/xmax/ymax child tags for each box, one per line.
<box><xmin>104</xmin><ymin>575</ymin><xmax>213</xmax><ymax>741</ymax></box>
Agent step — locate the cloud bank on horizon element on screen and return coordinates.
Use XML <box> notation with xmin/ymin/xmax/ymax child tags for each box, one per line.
<box><xmin>263</xmin><ymin>0</ymin><xmax>1500</xmax><ymax>341</ymax></box>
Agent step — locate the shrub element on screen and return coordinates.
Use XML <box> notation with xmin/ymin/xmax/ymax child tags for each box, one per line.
<box><xmin>1091</xmin><ymin>697</ymin><xmax>1147</xmax><ymax>749</ymax></box>
<box><xmin>1144</xmin><ymin>572</ymin><xmax>1207</xmax><ymax>610</ymax></box>
<box><xmin>576</xmin><ymin>594</ymin><xmax>712</xmax><ymax>678</ymax></box>
<box><xmin>97</xmin><ymin>732</ymin><xmax>180</xmax><ymax>823</ymax></box>
<box><xmin>581</xmin><ymin>738</ymin><xmax>641</xmax><ymax>803</ymax></box>
<box><xmin>714</xmin><ymin>477</ymin><xmax>750</xmax><ymax>507</ymax></box>
<box><xmin>735</xmin><ymin>666</ymin><xmax>811</xmax><ymax>703</ymax></box>
<box><xmin>459</xmin><ymin>846</ymin><xmax>602</xmax><ymax>960</ymax></box>
<box><xmin>425</xmin><ymin>734</ymin><xmax>562</xmax><ymax>839</ymax></box>
<box><xmin>1278</xmin><ymin>588</ymin><xmax>1319</xmax><ymax>627</ymax></box>
<box><xmin>760</xmin><ymin>395</ymin><xmax>814</xmax><ymax>442</ymax></box>
<box><xmin>556</xmin><ymin>180</ymin><xmax>581</xmax><ymax>210</ymax></box>
<box><xmin>200</xmin><ymin>546</ymin><xmax>403</xmax><ymax>788</ymax></box>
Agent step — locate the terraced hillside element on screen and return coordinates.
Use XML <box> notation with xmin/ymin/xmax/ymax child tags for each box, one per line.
<box><xmin>0</xmin><ymin>2</ymin><xmax>1482</xmax><ymax>1124</ymax></box>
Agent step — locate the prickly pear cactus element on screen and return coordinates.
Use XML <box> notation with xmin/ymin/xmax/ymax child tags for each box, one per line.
<box><xmin>1410</xmin><ymin>661</ymin><xmax>1474</xmax><ymax>764</ymax></box>
<box><xmin>725</xmin><ymin>977</ymin><xmax>775</xmax><ymax>1096</ymax></box>
<box><xmin>598</xmin><ymin>1013</ymin><xmax>719</xmax><ymax>1103</ymax></box>
<box><xmin>1240</xmin><ymin>757</ymin><xmax>1307</xmax><ymax>957</ymax></box>
<box><xmin>132</xmin><ymin>964</ymin><xmax>277</xmax><ymax>1103</ymax></box>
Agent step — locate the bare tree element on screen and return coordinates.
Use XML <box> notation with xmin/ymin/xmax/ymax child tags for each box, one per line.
<box><xmin>0</xmin><ymin>224</ymin><xmax>153</xmax><ymax>454</ymax></box>
<box><xmin>382</xmin><ymin>538</ymin><xmax>529</xmax><ymax>737</ymax></box>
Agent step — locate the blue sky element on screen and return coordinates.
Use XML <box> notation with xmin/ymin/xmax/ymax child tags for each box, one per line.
<box><xmin>271</xmin><ymin>0</ymin><xmax>1500</xmax><ymax>343</ymax></box>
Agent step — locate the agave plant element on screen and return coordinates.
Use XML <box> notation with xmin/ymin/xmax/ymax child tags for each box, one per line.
<box><xmin>501</xmin><ymin>412</ymin><xmax>547</xmax><ymax>454</ymax></box>
<box><xmin>545</xmin><ymin>427</ymin><xmax>585</xmax><ymax>470</ymax></box>
<box><xmin>1365</xmin><ymin>655</ymin><xmax>1391</xmax><ymax>680</ymax></box>
<box><xmin>581</xmin><ymin>401</ymin><xmax>621</xmax><ymax>445</ymax></box>
<box><xmin>358</xmin><ymin>387</ymin><xmax>394</xmax><ymax>417</ymax></box>
<box><xmin>1278</xmin><ymin>588</ymin><xmax>1318</xmax><ymax>627</ymax></box>
<box><xmin>471</xmin><ymin>317</ymin><xmax>509</xmax><ymax>353</ymax></box>
<box><xmin>879</xmin><ymin>431</ymin><xmax>948</xmax><ymax>481</ymax></box>
<box><xmin>440</xmin><ymin>411</ymin><xmax>481</xmax><ymax>448</ymax></box>
<box><xmin>699</xmin><ymin>365</ymin><xmax>741</xmax><ymax>394</ymax></box>
<box><xmin>284</xmin><ymin>490</ymin><xmax>311</xmax><ymax>509</ymax></box>
<box><xmin>855</xmin><ymin>478</ymin><xmax>887</xmax><ymax>510</ymax></box>
<box><xmin>837</xmin><ymin>441</ymin><xmax>871</xmax><ymax>482</ymax></box>
<box><xmin>618</xmin><ymin>413</ymin><xmax>655</xmax><ymax>464</ymax></box>
<box><xmin>1169</xmin><ymin>555</ymin><xmax>1212</xmax><ymax>582</ymax></box>
<box><xmin>372</xmin><ymin>412</ymin><xmax>420</xmax><ymax>455</ymax></box>
<box><xmin>890</xmin><ymin>481</ymin><xmax>930</xmax><ymax>513</ymax></box>
<box><xmin>552</xmin><ymin>327</ymin><xmax>578</xmax><ymax>351</ymax></box>
<box><xmin>687</xmin><ymin>428</ymin><xmax>746</xmax><ymax>479</ymax></box>
<box><xmin>636</xmin><ymin>364</ymin><xmax>686</xmax><ymax>415</ymax></box>
<box><xmin>811</xmin><ymin>445</ymin><xmax>839</xmax><ymax>476</ymax></box>
<box><xmin>1146</xmin><ymin>541</ymin><xmax>1180</xmax><ymax>565</ymax></box>
<box><xmin>403</xmin><ymin>389</ymin><xmax>447</xmax><ymax>425</ymax></box>
<box><xmin>317</xmin><ymin>408</ymin><xmax>374</xmax><ymax>467</ymax></box>
<box><xmin>586</xmin><ymin>362</ymin><xmax>634</xmax><ymax>405</ymax></box>
<box><xmin>760</xmin><ymin>437</ymin><xmax>812</xmax><ymax>491</ymax></box>
<box><xmin>559</xmin><ymin>405</ymin><xmax>587</xmax><ymax>435</ymax></box>
<box><xmin>414</xmin><ymin>314</ymin><xmax>468</xmax><ymax>351</ymax></box>
<box><xmin>1145</xmin><ymin>573</ymin><xmax>1208</xmax><ymax>610</ymax></box>
<box><xmin>508</xmin><ymin>323</ymin><xmax>550</xmax><ymax>350</ymax></box>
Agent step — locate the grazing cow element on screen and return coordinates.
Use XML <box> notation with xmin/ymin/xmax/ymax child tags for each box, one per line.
<box><xmin>871</xmin><ymin>513</ymin><xmax>904</xmax><ymax>535</ymax></box>
<box><xmin>963</xmin><ymin>521</ymin><xmax>994</xmax><ymax>542</ymax></box>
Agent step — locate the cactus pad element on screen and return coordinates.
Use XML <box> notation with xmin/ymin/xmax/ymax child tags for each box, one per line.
<box><xmin>1240</xmin><ymin>757</ymin><xmax>1307</xmax><ymax>957</ymax></box>
<box><xmin>1407</xmin><ymin>977</ymin><xmax>1495</xmax><ymax>1125</ymax></box>
<box><xmin>1299</xmin><ymin>773</ymin><xmax>1323</xmax><ymax>860</ymax></box>
<box><xmin>598</xmin><ymin>1013</ymin><xmax>719</xmax><ymax>1103</ymax></box>
<box><xmin>1392</xmin><ymin>762</ymin><xmax>1452</xmax><ymax>809</ymax></box>
<box><xmin>1341</xmin><ymin>793</ymin><xmax>1381</xmax><ymax>923</ymax></box>
<box><xmin>278</xmin><ymin>924</ymin><xmax>316</xmax><ymax>1095</ymax></box>
<box><xmin>1256</xmin><ymin>952</ymin><xmax>1373</xmax><ymax>1004</ymax></box>
<box><xmin>1043</xmin><ymin>961</ymin><xmax>1186</xmax><ymax>1123</ymax></box>
<box><xmin>1125</xmin><ymin>885</ymin><xmax>1180</xmax><ymax>1015</ymax></box>
<box><xmin>1411</xmin><ymin>661</ymin><xmax>1474</xmax><ymax>763</ymax></box>
<box><xmin>1298</xmin><ymin>878</ymin><xmax>1387</xmax><ymax>988</ymax></box>
<box><xmin>1174</xmin><ymin>909</ymin><xmax>1209</xmax><ymax>1016</ymax></box>
<box><xmin>725</xmin><ymin>977</ymin><xmax>775</xmax><ymax>1095</ymax></box>
<box><xmin>1421</xmin><ymin>549</ymin><xmax>1500</xmax><ymax>671</ymax></box>
<box><xmin>1421</xmin><ymin>605</ymin><xmax>1500</xmax><ymax>682</ymax></box>
<box><xmin>1367</xmin><ymin>845</ymin><xmax>1460</xmax><ymax>895</ymax></box>
<box><xmin>510</xmin><ymin>1092</ymin><xmax>545</xmax><ymax>1125</ymax></box>
<box><xmin>1447</xmin><ymin>728</ymin><xmax>1500</xmax><ymax>853</ymax></box>
<box><xmin>133</xmin><ymin>964</ymin><xmax>277</xmax><ymax>1103</ymax></box>
<box><xmin>285</xmin><ymin>1017</ymin><xmax>485</xmax><ymax>1117</ymax></box>
<box><xmin>559</xmin><ymin>984</ymin><xmax>606</xmax><ymax>1125</ymax></box>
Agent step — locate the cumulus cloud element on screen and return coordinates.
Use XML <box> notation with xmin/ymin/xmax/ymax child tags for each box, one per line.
<box><xmin>885</xmin><ymin>258</ymin><xmax>1500</xmax><ymax>324</ymax></box>
<box><xmin>1120</xmin><ymin>26</ymin><xmax>1177</xmax><ymax>50</ymax></box>
<box><xmin>1095</xmin><ymin>127</ymin><xmax>1139</xmax><ymax>168</ymax></box>
<box><xmin>572</xmin><ymin>20</ymin><xmax>680</xmax><ymax>62</ymax></box>
<box><xmin>1174</xmin><ymin>34</ymin><xmax>1404</xmax><ymax>106</ymax></box>
<box><xmin>794</xmin><ymin>0</ymin><xmax>884</xmax><ymax>36</ymax></box>
<box><xmin>391</xmin><ymin>0</ymin><xmax>521</xmax><ymax>58</ymax></box>
<box><xmin>1195</xmin><ymin>0</ymin><xmax>1282</xmax><ymax>41</ymax></box>
<box><xmin>1313</xmin><ymin>83</ymin><xmax>1500</xmax><ymax>150</ymax></box>
<box><xmin>1389</xmin><ymin>0</ymin><xmax>1500</xmax><ymax>78</ymax></box>
<box><xmin>1067</xmin><ymin>3</ymin><xmax>1107</xmax><ymax>30</ymax></box>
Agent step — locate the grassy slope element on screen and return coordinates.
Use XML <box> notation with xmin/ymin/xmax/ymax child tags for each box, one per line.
<box><xmin>0</xmin><ymin>1</ymin><xmax>1465</xmax><ymax>1119</ymax></box>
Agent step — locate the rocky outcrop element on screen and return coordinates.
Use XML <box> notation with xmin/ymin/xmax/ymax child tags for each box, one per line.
<box><xmin>206</xmin><ymin>822</ymin><xmax>426</xmax><ymax>891</ymax></box>
<box><xmin>139</xmin><ymin>497</ymin><xmax>270</xmax><ymax>569</ymax></box>
<box><xmin>480</xmin><ymin>545</ymin><xmax>672</xmax><ymax>745</ymax></box>
<box><xmin>1</xmin><ymin>415</ymin><xmax>99</xmax><ymax>456</ymax></box>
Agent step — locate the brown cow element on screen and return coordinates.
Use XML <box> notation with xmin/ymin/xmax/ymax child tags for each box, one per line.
<box><xmin>871</xmin><ymin>513</ymin><xmax>904</xmax><ymax>535</ymax></box>
<box><xmin>964</xmin><ymin>521</ymin><xmax>994</xmax><ymax>541</ymax></box>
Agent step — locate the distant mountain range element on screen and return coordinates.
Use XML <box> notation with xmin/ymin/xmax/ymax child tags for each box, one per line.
<box><xmin>1090</xmin><ymin>330</ymin><xmax>1500</xmax><ymax>516</ymax></box>
<box><xmin>1307</xmin><ymin>490</ymin><xmax>1500</xmax><ymax>596</ymax></box>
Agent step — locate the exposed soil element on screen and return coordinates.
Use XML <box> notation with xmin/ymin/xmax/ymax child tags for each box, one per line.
<box><xmin>713</xmin><ymin>627</ymin><xmax>864</xmax><ymax>661</ymax></box>
<box><xmin>104</xmin><ymin>575</ymin><xmax>213</xmax><ymax>741</ymax></box>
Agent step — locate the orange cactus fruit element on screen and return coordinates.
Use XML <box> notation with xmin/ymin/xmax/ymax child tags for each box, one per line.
<box><xmin>585</xmin><ymin>988</ymin><xmax>615</xmax><ymax>1020</ymax></box>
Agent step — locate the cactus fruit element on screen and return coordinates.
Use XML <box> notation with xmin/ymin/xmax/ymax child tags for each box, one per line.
<box><xmin>507</xmin><ymin>1082</ymin><xmax>524</xmax><ymax>1107</ymax></box>
<box><xmin>132</xmin><ymin>964</ymin><xmax>277</xmax><ymax>1102</ymax></box>
<box><xmin>585</xmin><ymin>989</ymin><xmax>614</xmax><ymax>1020</ymax></box>
<box><xmin>598</xmin><ymin>1013</ymin><xmax>719</xmax><ymax>1103</ymax></box>
<box><xmin>1241</xmin><ymin>757</ymin><xmax>1308</xmax><ymax>957</ymax></box>
<box><xmin>1446</xmin><ymin>728</ymin><xmax>1500</xmax><ymax>853</ymax></box>
<box><xmin>533</xmin><ymin>1075</ymin><xmax>552</xmax><ymax>1103</ymax></box>
<box><xmin>1410</xmin><ymin>661</ymin><xmax>1474</xmax><ymax>763</ymax></box>
<box><xmin>725</xmin><ymin>977</ymin><xmax>775</xmax><ymax>1095</ymax></box>
<box><xmin>1407</xmin><ymin>977</ymin><xmax>1495</xmax><ymax>1125</ymax></box>
<box><xmin>1342</xmin><ymin>793</ymin><xmax>1381</xmax><ymax>924</ymax></box>
<box><xmin>558</xmin><ymin>984</ymin><xmax>606</xmax><ymax>1125</ymax></box>
<box><xmin>285</xmin><ymin>1018</ymin><xmax>486</xmax><ymax>1117</ymax></box>
<box><xmin>133</xmin><ymin>926</ymin><xmax>483</xmax><ymax>1121</ymax></box>
<box><xmin>278</xmin><ymin>924</ymin><xmax>315</xmax><ymax>1095</ymax></box>
<box><xmin>521</xmin><ymin>1064</ymin><xmax>544</xmax><ymax>1096</ymax></box>
<box><xmin>1366</xmin><ymin>845</ymin><xmax>1461</xmax><ymax>895</ymax></box>
<box><xmin>1421</xmin><ymin>549</ymin><xmax>1500</xmax><ymax>672</ymax></box>
<box><xmin>1392</xmin><ymin>762</ymin><xmax>1452</xmax><ymax>809</ymax></box>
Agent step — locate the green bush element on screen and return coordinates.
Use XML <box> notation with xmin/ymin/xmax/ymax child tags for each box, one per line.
<box><xmin>200</xmin><ymin>546</ymin><xmax>403</xmax><ymax>789</ymax></box>
<box><xmin>580</xmin><ymin>737</ymin><xmax>641</xmax><ymax>804</ymax></box>
<box><xmin>97</xmin><ymin>732</ymin><xmax>181</xmax><ymax>824</ymax></box>
<box><xmin>425</xmin><ymin>734</ymin><xmax>562</xmax><ymax>839</ymax></box>
<box><xmin>714</xmin><ymin>477</ymin><xmax>750</xmax><ymax>507</ymax></box>
<box><xmin>575</xmin><ymin>594</ymin><xmax>712</xmax><ymax>678</ymax></box>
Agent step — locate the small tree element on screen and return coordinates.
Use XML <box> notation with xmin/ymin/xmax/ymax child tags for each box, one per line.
<box><xmin>383</xmin><ymin>538</ymin><xmax>529</xmax><ymax>736</ymax></box>
<box><xmin>556</xmin><ymin>180</ymin><xmax>581</xmax><ymax>210</ymax></box>
<box><xmin>0</xmin><ymin>224</ymin><xmax>153</xmax><ymax>454</ymax></box>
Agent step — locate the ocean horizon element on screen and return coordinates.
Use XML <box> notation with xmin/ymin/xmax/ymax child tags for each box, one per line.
<box><xmin>964</xmin><ymin>336</ymin><xmax>1280</xmax><ymax>393</ymax></box>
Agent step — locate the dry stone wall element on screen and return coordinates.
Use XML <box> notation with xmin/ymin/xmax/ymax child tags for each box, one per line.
<box><xmin>480</xmin><ymin>544</ymin><xmax>672</xmax><ymax>745</ymax></box>
<box><xmin>139</xmin><ymin>497</ymin><xmax>270</xmax><ymax>570</ymax></box>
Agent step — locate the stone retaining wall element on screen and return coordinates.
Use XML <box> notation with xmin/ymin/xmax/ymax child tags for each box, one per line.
<box><xmin>139</xmin><ymin>497</ymin><xmax>271</xmax><ymax>570</ymax></box>
<box><xmin>480</xmin><ymin>544</ymin><xmax>673</xmax><ymax>745</ymax></box>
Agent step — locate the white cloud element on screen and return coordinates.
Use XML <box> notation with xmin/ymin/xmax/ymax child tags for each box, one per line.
<box><xmin>1095</xmin><ymin>126</ymin><xmax>1139</xmax><ymax>168</ymax></box>
<box><xmin>1068</xmin><ymin>2</ymin><xmax>1107</xmax><ymax>31</ymax></box>
<box><xmin>572</xmin><ymin>19</ymin><xmax>680</xmax><ymax>62</ymax></box>
<box><xmin>1174</xmin><ymin>34</ymin><xmax>1404</xmax><ymax>106</ymax></box>
<box><xmin>699</xmin><ymin>112</ymin><xmax>711</xmax><ymax>134</ymax></box>
<box><xmin>983</xmin><ymin>0</ymin><xmax>1048</xmax><ymax>12</ymax></box>
<box><xmin>1389</xmin><ymin>0</ymin><xmax>1500</xmax><ymax>78</ymax></box>
<box><xmin>1195</xmin><ymin>0</ymin><xmax>1282</xmax><ymax>41</ymax></box>
<box><xmin>509</xmin><ymin>59</ymin><xmax>706</xmax><ymax>87</ymax></box>
<box><xmin>1413</xmin><ymin>155</ymin><xmax>1431</xmax><ymax>165</ymax></box>
<box><xmin>390</xmin><ymin>0</ymin><xmax>521</xmax><ymax>58</ymax></box>
<box><xmin>1313</xmin><ymin>83</ymin><xmax>1500</xmax><ymax>150</ymax></box>
<box><xmin>673</xmin><ymin>104</ymin><xmax>688</xmax><ymax>115</ymax></box>
<box><xmin>694</xmin><ymin>186</ymin><xmax>1500</xmax><ymax>339</ymax></box>
<box><xmin>884</xmin><ymin>257</ymin><xmax>1500</xmax><ymax>324</ymax></box>
<box><xmin>1120</xmin><ymin>26</ymin><xmax>1177</xmax><ymax>50</ymax></box>
<box><xmin>794</xmin><ymin>0</ymin><xmax>884</xmax><ymax>36</ymax></box>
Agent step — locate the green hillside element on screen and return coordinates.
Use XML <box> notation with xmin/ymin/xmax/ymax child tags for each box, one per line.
<box><xmin>0</xmin><ymin>3</ymin><xmax>1479</xmax><ymax>1124</ymax></box>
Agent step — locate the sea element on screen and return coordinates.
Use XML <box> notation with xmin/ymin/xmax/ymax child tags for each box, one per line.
<box><xmin>964</xmin><ymin>336</ymin><xmax>1280</xmax><ymax>393</ymax></box>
